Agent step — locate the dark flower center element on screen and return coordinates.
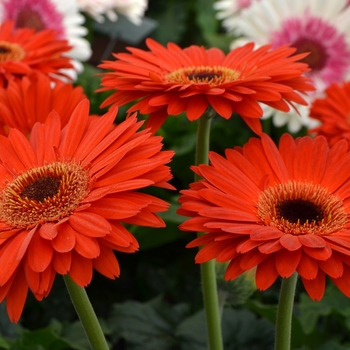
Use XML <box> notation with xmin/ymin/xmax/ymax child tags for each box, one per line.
<box><xmin>276</xmin><ymin>199</ymin><xmax>323</xmax><ymax>224</ymax></box>
<box><xmin>165</xmin><ymin>66</ymin><xmax>240</xmax><ymax>85</ymax></box>
<box><xmin>20</xmin><ymin>176</ymin><xmax>61</xmax><ymax>202</ymax></box>
<box><xmin>0</xmin><ymin>47</ymin><xmax>10</xmax><ymax>54</ymax></box>
<box><xmin>0</xmin><ymin>41</ymin><xmax>26</xmax><ymax>62</ymax></box>
<box><xmin>0</xmin><ymin>162</ymin><xmax>90</xmax><ymax>229</ymax></box>
<box><xmin>187</xmin><ymin>72</ymin><xmax>222</xmax><ymax>81</ymax></box>
<box><xmin>257</xmin><ymin>180</ymin><xmax>347</xmax><ymax>235</ymax></box>
<box><xmin>292</xmin><ymin>37</ymin><xmax>328</xmax><ymax>71</ymax></box>
<box><xmin>16</xmin><ymin>8</ymin><xmax>45</xmax><ymax>32</ymax></box>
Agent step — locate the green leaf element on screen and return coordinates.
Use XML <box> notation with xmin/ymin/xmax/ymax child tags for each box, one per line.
<box><xmin>0</xmin><ymin>336</ymin><xmax>10</xmax><ymax>350</ymax></box>
<box><xmin>149</xmin><ymin>1</ymin><xmax>187</xmax><ymax>45</ymax></box>
<box><xmin>108</xmin><ymin>297</ymin><xmax>274</xmax><ymax>350</ymax></box>
<box><xmin>177</xmin><ymin>308</ymin><xmax>275</xmax><ymax>350</ymax></box>
<box><xmin>245</xmin><ymin>300</ymin><xmax>278</xmax><ymax>324</ymax></box>
<box><xmin>297</xmin><ymin>293</ymin><xmax>331</xmax><ymax>334</ymax></box>
<box><xmin>194</xmin><ymin>0</ymin><xmax>219</xmax><ymax>40</ymax></box>
<box><xmin>16</xmin><ymin>326</ymin><xmax>71</xmax><ymax>350</ymax></box>
<box><xmin>60</xmin><ymin>321</ymin><xmax>91</xmax><ymax>350</ymax></box>
<box><xmin>216</xmin><ymin>264</ymin><xmax>257</xmax><ymax>306</ymax></box>
<box><xmin>107</xmin><ymin>297</ymin><xmax>190</xmax><ymax>349</ymax></box>
<box><xmin>317</xmin><ymin>341</ymin><xmax>350</xmax><ymax>350</ymax></box>
<box><xmin>297</xmin><ymin>284</ymin><xmax>350</xmax><ymax>335</ymax></box>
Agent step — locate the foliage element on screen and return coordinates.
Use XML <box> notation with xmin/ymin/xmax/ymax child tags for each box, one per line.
<box><xmin>4</xmin><ymin>0</ymin><xmax>350</xmax><ymax>349</ymax></box>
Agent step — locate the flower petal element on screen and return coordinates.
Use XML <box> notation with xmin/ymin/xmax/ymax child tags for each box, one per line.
<box><xmin>301</xmin><ymin>270</ymin><xmax>326</xmax><ymax>301</ymax></box>
<box><xmin>68</xmin><ymin>251</ymin><xmax>93</xmax><ymax>287</ymax></box>
<box><xmin>68</xmin><ymin>212</ymin><xmax>111</xmax><ymax>237</ymax></box>
<box><xmin>275</xmin><ymin>249</ymin><xmax>302</xmax><ymax>278</ymax></box>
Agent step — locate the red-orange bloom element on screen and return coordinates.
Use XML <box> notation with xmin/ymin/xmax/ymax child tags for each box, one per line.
<box><xmin>178</xmin><ymin>133</ymin><xmax>350</xmax><ymax>301</ymax></box>
<box><xmin>0</xmin><ymin>99</ymin><xmax>174</xmax><ymax>322</ymax></box>
<box><xmin>99</xmin><ymin>38</ymin><xmax>314</xmax><ymax>134</ymax></box>
<box><xmin>309</xmin><ymin>81</ymin><xmax>350</xmax><ymax>146</ymax></box>
<box><xmin>0</xmin><ymin>21</ymin><xmax>73</xmax><ymax>86</ymax></box>
<box><xmin>0</xmin><ymin>71</ymin><xmax>86</xmax><ymax>136</ymax></box>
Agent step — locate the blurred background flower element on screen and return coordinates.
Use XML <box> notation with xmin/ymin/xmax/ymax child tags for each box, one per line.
<box><xmin>0</xmin><ymin>0</ymin><xmax>92</xmax><ymax>80</ymax></box>
<box><xmin>76</xmin><ymin>0</ymin><xmax>148</xmax><ymax>24</ymax></box>
<box><xmin>309</xmin><ymin>80</ymin><xmax>350</xmax><ymax>146</ymax></box>
<box><xmin>0</xmin><ymin>21</ymin><xmax>73</xmax><ymax>85</ymax></box>
<box><xmin>218</xmin><ymin>0</ymin><xmax>350</xmax><ymax>133</ymax></box>
<box><xmin>213</xmin><ymin>0</ymin><xmax>254</xmax><ymax>35</ymax></box>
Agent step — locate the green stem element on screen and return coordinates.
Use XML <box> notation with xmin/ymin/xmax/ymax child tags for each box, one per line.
<box><xmin>195</xmin><ymin>112</ymin><xmax>224</xmax><ymax>350</ymax></box>
<box><xmin>274</xmin><ymin>273</ymin><xmax>298</xmax><ymax>350</ymax></box>
<box><xmin>63</xmin><ymin>275</ymin><xmax>109</xmax><ymax>350</ymax></box>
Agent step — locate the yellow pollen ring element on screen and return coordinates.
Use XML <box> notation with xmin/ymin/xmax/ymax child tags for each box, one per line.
<box><xmin>164</xmin><ymin>66</ymin><xmax>240</xmax><ymax>85</ymax></box>
<box><xmin>256</xmin><ymin>180</ymin><xmax>347</xmax><ymax>236</ymax></box>
<box><xmin>0</xmin><ymin>162</ymin><xmax>90</xmax><ymax>229</ymax></box>
<box><xmin>0</xmin><ymin>41</ymin><xmax>26</xmax><ymax>62</ymax></box>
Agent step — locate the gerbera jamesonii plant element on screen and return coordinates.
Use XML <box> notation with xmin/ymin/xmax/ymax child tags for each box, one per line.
<box><xmin>178</xmin><ymin>132</ymin><xmax>350</xmax><ymax>349</ymax></box>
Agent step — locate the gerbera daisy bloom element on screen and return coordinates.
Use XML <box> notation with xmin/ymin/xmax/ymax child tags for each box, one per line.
<box><xmin>178</xmin><ymin>133</ymin><xmax>350</xmax><ymax>301</ymax></box>
<box><xmin>231</xmin><ymin>0</ymin><xmax>350</xmax><ymax>132</ymax></box>
<box><xmin>0</xmin><ymin>21</ymin><xmax>73</xmax><ymax>86</ymax></box>
<box><xmin>0</xmin><ymin>0</ymin><xmax>92</xmax><ymax>80</ymax></box>
<box><xmin>0</xmin><ymin>98</ymin><xmax>174</xmax><ymax>322</ymax></box>
<box><xmin>0</xmin><ymin>71</ymin><xmax>86</xmax><ymax>136</ymax></box>
<box><xmin>76</xmin><ymin>0</ymin><xmax>148</xmax><ymax>25</ymax></box>
<box><xmin>308</xmin><ymin>81</ymin><xmax>350</xmax><ymax>146</ymax></box>
<box><xmin>213</xmin><ymin>0</ymin><xmax>256</xmax><ymax>35</ymax></box>
<box><xmin>98</xmin><ymin>38</ymin><xmax>314</xmax><ymax>135</ymax></box>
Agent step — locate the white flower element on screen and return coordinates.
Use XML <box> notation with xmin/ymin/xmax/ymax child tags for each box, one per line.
<box><xmin>76</xmin><ymin>0</ymin><xmax>148</xmax><ymax>25</ymax></box>
<box><xmin>0</xmin><ymin>0</ymin><xmax>92</xmax><ymax>80</ymax></box>
<box><xmin>213</xmin><ymin>0</ymin><xmax>255</xmax><ymax>34</ymax></box>
<box><xmin>231</xmin><ymin>0</ymin><xmax>350</xmax><ymax>132</ymax></box>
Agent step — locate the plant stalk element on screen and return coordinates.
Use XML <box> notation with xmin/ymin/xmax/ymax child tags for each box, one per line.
<box><xmin>63</xmin><ymin>274</ymin><xmax>109</xmax><ymax>350</ymax></box>
<box><xmin>195</xmin><ymin>112</ymin><xmax>224</xmax><ymax>350</ymax></box>
<box><xmin>274</xmin><ymin>273</ymin><xmax>298</xmax><ymax>350</ymax></box>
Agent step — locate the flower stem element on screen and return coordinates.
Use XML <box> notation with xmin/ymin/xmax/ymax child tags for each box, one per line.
<box><xmin>275</xmin><ymin>273</ymin><xmax>298</xmax><ymax>350</ymax></box>
<box><xmin>63</xmin><ymin>275</ymin><xmax>109</xmax><ymax>350</ymax></box>
<box><xmin>195</xmin><ymin>112</ymin><xmax>224</xmax><ymax>350</ymax></box>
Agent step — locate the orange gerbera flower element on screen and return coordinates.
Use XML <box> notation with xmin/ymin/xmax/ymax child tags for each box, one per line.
<box><xmin>0</xmin><ymin>71</ymin><xmax>85</xmax><ymax>135</ymax></box>
<box><xmin>0</xmin><ymin>20</ymin><xmax>73</xmax><ymax>86</ymax></box>
<box><xmin>309</xmin><ymin>81</ymin><xmax>350</xmax><ymax>146</ymax></box>
<box><xmin>178</xmin><ymin>133</ymin><xmax>350</xmax><ymax>301</ymax></box>
<box><xmin>98</xmin><ymin>38</ymin><xmax>314</xmax><ymax>134</ymax></box>
<box><xmin>0</xmin><ymin>99</ymin><xmax>174</xmax><ymax>322</ymax></box>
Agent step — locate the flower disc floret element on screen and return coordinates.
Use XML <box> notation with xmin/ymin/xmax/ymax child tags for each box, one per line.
<box><xmin>164</xmin><ymin>66</ymin><xmax>240</xmax><ymax>85</ymax></box>
<box><xmin>257</xmin><ymin>180</ymin><xmax>347</xmax><ymax>235</ymax></box>
<box><xmin>1</xmin><ymin>162</ymin><xmax>90</xmax><ymax>229</ymax></box>
<box><xmin>0</xmin><ymin>41</ymin><xmax>25</xmax><ymax>61</ymax></box>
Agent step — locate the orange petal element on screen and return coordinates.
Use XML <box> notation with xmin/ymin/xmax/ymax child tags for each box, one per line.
<box><xmin>74</xmin><ymin>233</ymin><xmax>100</xmax><ymax>259</ymax></box>
<box><xmin>255</xmin><ymin>255</ymin><xmax>279</xmax><ymax>290</ymax></box>
<box><xmin>52</xmin><ymin>223</ymin><xmax>76</xmax><ymax>252</ymax></box>
<box><xmin>93</xmin><ymin>245</ymin><xmax>120</xmax><ymax>279</ymax></box>
<box><xmin>68</xmin><ymin>212</ymin><xmax>111</xmax><ymax>237</ymax></box>
<box><xmin>296</xmin><ymin>252</ymin><xmax>318</xmax><ymax>280</ymax></box>
<box><xmin>68</xmin><ymin>252</ymin><xmax>93</xmax><ymax>287</ymax></box>
<box><xmin>279</xmin><ymin>234</ymin><xmax>302</xmax><ymax>251</ymax></box>
<box><xmin>275</xmin><ymin>249</ymin><xmax>302</xmax><ymax>278</ymax></box>
<box><xmin>52</xmin><ymin>251</ymin><xmax>71</xmax><ymax>275</ymax></box>
<box><xmin>6</xmin><ymin>266</ymin><xmax>28</xmax><ymax>323</ymax></box>
<box><xmin>301</xmin><ymin>270</ymin><xmax>326</xmax><ymax>301</ymax></box>
<box><xmin>27</xmin><ymin>233</ymin><xmax>53</xmax><ymax>272</ymax></box>
<box><xmin>39</xmin><ymin>223</ymin><xmax>58</xmax><ymax>240</ymax></box>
